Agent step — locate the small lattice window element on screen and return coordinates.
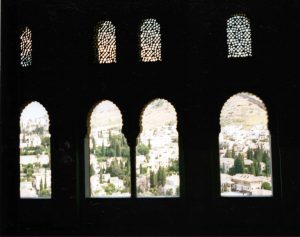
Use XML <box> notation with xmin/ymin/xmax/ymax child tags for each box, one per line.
<box><xmin>96</xmin><ymin>21</ymin><xmax>117</xmax><ymax>64</ymax></box>
<box><xmin>227</xmin><ymin>15</ymin><xmax>252</xmax><ymax>58</ymax></box>
<box><xmin>20</xmin><ymin>27</ymin><xmax>32</xmax><ymax>67</ymax></box>
<box><xmin>140</xmin><ymin>19</ymin><xmax>162</xmax><ymax>62</ymax></box>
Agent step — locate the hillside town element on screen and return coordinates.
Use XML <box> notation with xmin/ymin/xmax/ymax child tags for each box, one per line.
<box><xmin>136</xmin><ymin>99</ymin><xmax>179</xmax><ymax>197</ymax></box>
<box><xmin>20</xmin><ymin>103</ymin><xmax>51</xmax><ymax>198</ymax></box>
<box><xmin>219</xmin><ymin>93</ymin><xmax>273</xmax><ymax>196</ymax></box>
<box><xmin>89</xmin><ymin>101</ymin><xmax>131</xmax><ymax>197</ymax></box>
<box><xmin>89</xmin><ymin>99</ymin><xmax>180</xmax><ymax>197</ymax></box>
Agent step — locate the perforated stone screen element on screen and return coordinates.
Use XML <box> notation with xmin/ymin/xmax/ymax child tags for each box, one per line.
<box><xmin>20</xmin><ymin>27</ymin><xmax>32</xmax><ymax>67</ymax></box>
<box><xmin>97</xmin><ymin>21</ymin><xmax>117</xmax><ymax>64</ymax></box>
<box><xmin>140</xmin><ymin>19</ymin><xmax>162</xmax><ymax>62</ymax></box>
<box><xmin>227</xmin><ymin>15</ymin><xmax>252</xmax><ymax>58</ymax></box>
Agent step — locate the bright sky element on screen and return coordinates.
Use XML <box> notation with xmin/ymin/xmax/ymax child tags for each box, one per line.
<box><xmin>20</xmin><ymin>101</ymin><xmax>48</xmax><ymax>123</ymax></box>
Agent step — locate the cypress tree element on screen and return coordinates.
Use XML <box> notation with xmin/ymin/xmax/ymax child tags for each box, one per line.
<box><xmin>40</xmin><ymin>179</ymin><xmax>43</xmax><ymax>192</ymax></box>
<box><xmin>148</xmin><ymin>139</ymin><xmax>151</xmax><ymax>149</ymax></box>
<box><xmin>140</xmin><ymin>164</ymin><xmax>143</xmax><ymax>174</ymax></box>
<box><xmin>161</xmin><ymin>168</ymin><xmax>166</xmax><ymax>186</ymax></box>
<box><xmin>99</xmin><ymin>170</ymin><xmax>103</xmax><ymax>183</ymax></box>
<box><xmin>150</xmin><ymin>171</ymin><xmax>155</xmax><ymax>188</ymax></box>
<box><xmin>157</xmin><ymin>167</ymin><xmax>162</xmax><ymax>186</ymax></box>
<box><xmin>234</xmin><ymin>157</ymin><xmax>244</xmax><ymax>174</ymax></box>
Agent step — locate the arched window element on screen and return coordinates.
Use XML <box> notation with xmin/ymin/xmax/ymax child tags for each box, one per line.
<box><xmin>227</xmin><ymin>15</ymin><xmax>252</xmax><ymax>58</ymax></box>
<box><xmin>20</xmin><ymin>102</ymin><xmax>51</xmax><ymax>198</ymax></box>
<box><xmin>20</xmin><ymin>27</ymin><xmax>32</xmax><ymax>67</ymax></box>
<box><xmin>219</xmin><ymin>92</ymin><xmax>272</xmax><ymax>197</ymax></box>
<box><xmin>96</xmin><ymin>21</ymin><xmax>117</xmax><ymax>64</ymax></box>
<box><xmin>140</xmin><ymin>19</ymin><xmax>162</xmax><ymax>62</ymax></box>
<box><xmin>88</xmin><ymin>100</ymin><xmax>130</xmax><ymax>197</ymax></box>
<box><xmin>137</xmin><ymin>99</ymin><xmax>179</xmax><ymax>197</ymax></box>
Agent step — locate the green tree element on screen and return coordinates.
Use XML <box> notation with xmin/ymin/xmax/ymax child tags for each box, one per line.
<box><xmin>123</xmin><ymin>175</ymin><xmax>130</xmax><ymax>189</ymax></box>
<box><xmin>41</xmin><ymin>136</ymin><xmax>50</xmax><ymax>148</ymax></box>
<box><xmin>136</xmin><ymin>144</ymin><xmax>150</xmax><ymax>156</ymax></box>
<box><xmin>247</xmin><ymin>149</ymin><xmax>253</xmax><ymax>160</ymax></box>
<box><xmin>225</xmin><ymin>149</ymin><xmax>232</xmax><ymax>158</ymax></box>
<box><xmin>265</xmin><ymin>157</ymin><xmax>271</xmax><ymax>176</ymax></box>
<box><xmin>105</xmin><ymin>183</ymin><xmax>116</xmax><ymax>195</ymax></box>
<box><xmin>90</xmin><ymin>164</ymin><xmax>96</xmax><ymax>176</ymax></box>
<box><xmin>166</xmin><ymin>189</ymin><xmax>173</xmax><ymax>196</ymax></box>
<box><xmin>107</xmin><ymin>159</ymin><xmax>124</xmax><ymax>177</ymax></box>
<box><xmin>121</xmin><ymin>146</ymin><xmax>130</xmax><ymax>158</ymax></box>
<box><xmin>249</xmin><ymin>163</ymin><xmax>255</xmax><ymax>175</ymax></box>
<box><xmin>44</xmin><ymin>169</ymin><xmax>47</xmax><ymax>190</ymax></box>
<box><xmin>101</xmin><ymin>142</ymin><xmax>105</xmax><ymax>156</ymax></box>
<box><xmin>139</xmin><ymin>164</ymin><xmax>142</xmax><ymax>174</ymax></box>
<box><xmin>99</xmin><ymin>170</ymin><xmax>103</xmax><ymax>184</ymax></box>
<box><xmin>254</xmin><ymin>160</ymin><xmax>261</xmax><ymax>176</ymax></box>
<box><xmin>44</xmin><ymin>177</ymin><xmax>47</xmax><ymax>190</ymax></box>
<box><xmin>150</xmin><ymin>171</ymin><xmax>158</xmax><ymax>188</ymax></box>
<box><xmin>91</xmin><ymin>137</ymin><xmax>96</xmax><ymax>154</ymax></box>
<box><xmin>176</xmin><ymin>186</ymin><xmax>180</xmax><ymax>196</ymax></box>
<box><xmin>157</xmin><ymin>166</ymin><xmax>166</xmax><ymax>187</ymax></box>
<box><xmin>231</xmin><ymin>147</ymin><xmax>236</xmax><ymax>159</ymax></box>
<box><xmin>233</xmin><ymin>156</ymin><xmax>244</xmax><ymax>174</ymax></box>
<box><xmin>40</xmin><ymin>179</ymin><xmax>43</xmax><ymax>192</ymax></box>
<box><xmin>261</xmin><ymin>182</ymin><xmax>272</xmax><ymax>190</ymax></box>
<box><xmin>168</xmin><ymin>159</ymin><xmax>179</xmax><ymax>174</ymax></box>
<box><xmin>116</xmin><ymin>144</ymin><xmax>120</xmax><ymax>157</ymax></box>
<box><xmin>34</xmin><ymin>146</ymin><xmax>43</xmax><ymax>155</ymax></box>
<box><xmin>24</xmin><ymin>164</ymin><xmax>34</xmax><ymax>179</ymax></box>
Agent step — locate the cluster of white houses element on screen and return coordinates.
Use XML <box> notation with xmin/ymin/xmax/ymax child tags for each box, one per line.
<box><xmin>219</xmin><ymin>124</ymin><xmax>270</xmax><ymax>157</ymax></box>
<box><xmin>90</xmin><ymin>153</ymin><xmax>129</xmax><ymax>197</ymax></box>
<box><xmin>20</xmin><ymin>116</ymin><xmax>50</xmax><ymax>148</ymax></box>
<box><xmin>136</xmin><ymin>124</ymin><xmax>179</xmax><ymax>196</ymax></box>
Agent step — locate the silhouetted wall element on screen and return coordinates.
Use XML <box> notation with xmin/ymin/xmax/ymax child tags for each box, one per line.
<box><xmin>1</xmin><ymin>0</ymin><xmax>300</xmax><ymax>235</ymax></box>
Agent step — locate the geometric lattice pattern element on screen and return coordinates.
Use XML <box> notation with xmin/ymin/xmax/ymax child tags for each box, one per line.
<box><xmin>97</xmin><ymin>21</ymin><xmax>116</xmax><ymax>64</ymax></box>
<box><xmin>227</xmin><ymin>15</ymin><xmax>252</xmax><ymax>58</ymax></box>
<box><xmin>140</xmin><ymin>19</ymin><xmax>162</xmax><ymax>62</ymax></box>
<box><xmin>20</xmin><ymin>27</ymin><xmax>32</xmax><ymax>67</ymax></box>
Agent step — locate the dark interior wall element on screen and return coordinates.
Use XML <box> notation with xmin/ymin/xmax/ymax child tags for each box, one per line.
<box><xmin>1</xmin><ymin>0</ymin><xmax>300</xmax><ymax>235</ymax></box>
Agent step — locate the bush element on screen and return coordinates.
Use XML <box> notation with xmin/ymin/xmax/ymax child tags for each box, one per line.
<box><xmin>261</xmin><ymin>182</ymin><xmax>272</xmax><ymax>190</ymax></box>
<box><xmin>105</xmin><ymin>183</ymin><xmax>116</xmax><ymax>195</ymax></box>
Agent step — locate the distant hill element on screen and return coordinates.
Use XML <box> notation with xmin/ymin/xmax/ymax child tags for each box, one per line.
<box><xmin>220</xmin><ymin>93</ymin><xmax>268</xmax><ymax>129</ymax></box>
<box><xmin>141</xmin><ymin>99</ymin><xmax>177</xmax><ymax>130</ymax></box>
<box><xmin>90</xmin><ymin>101</ymin><xmax>122</xmax><ymax>129</ymax></box>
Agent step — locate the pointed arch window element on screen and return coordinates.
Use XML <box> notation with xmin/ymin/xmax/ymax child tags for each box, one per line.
<box><xmin>20</xmin><ymin>27</ymin><xmax>32</xmax><ymax>67</ymax></box>
<box><xmin>88</xmin><ymin>100</ymin><xmax>130</xmax><ymax>197</ymax></box>
<box><xmin>219</xmin><ymin>92</ymin><xmax>273</xmax><ymax>197</ymax></box>
<box><xmin>140</xmin><ymin>19</ymin><xmax>162</xmax><ymax>62</ymax></box>
<box><xmin>227</xmin><ymin>15</ymin><xmax>252</xmax><ymax>58</ymax></box>
<box><xmin>20</xmin><ymin>102</ymin><xmax>51</xmax><ymax>198</ymax></box>
<box><xmin>96</xmin><ymin>21</ymin><xmax>117</xmax><ymax>64</ymax></box>
<box><xmin>136</xmin><ymin>99</ymin><xmax>179</xmax><ymax>197</ymax></box>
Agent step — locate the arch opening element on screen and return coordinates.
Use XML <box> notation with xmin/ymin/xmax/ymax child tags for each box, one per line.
<box><xmin>136</xmin><ymin>99</ymin><xmax>179</xmax><ymax>197</ymax></box>
<box><xmin>219</xmin><ymin>92</ymin><xmax>273</xmax><ymax>197</ymax></box>
<box><xmin>20</xmin><ymin>101</ymin><xmax>51</xmax><ymax>198</ymax></box>
<box><xmin>88</xmin><ymin>100</ymin><xmax>131</xmax><ymax>197</ymax></box>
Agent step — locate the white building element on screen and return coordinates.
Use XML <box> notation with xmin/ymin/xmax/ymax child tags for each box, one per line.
<box><xmin>231</xmin><ymin>174</ymin><xmax>264</xmax><ymax>193</ymax></box>
<box><xmin>220</xmin><ymin>158</ymin><xmax>234</xmax><ymax>173</ymax></box>
<box><xmin>109</xmin><ymin>177</ymin><xmax>124</xmax><ymax>190</ymax></box>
